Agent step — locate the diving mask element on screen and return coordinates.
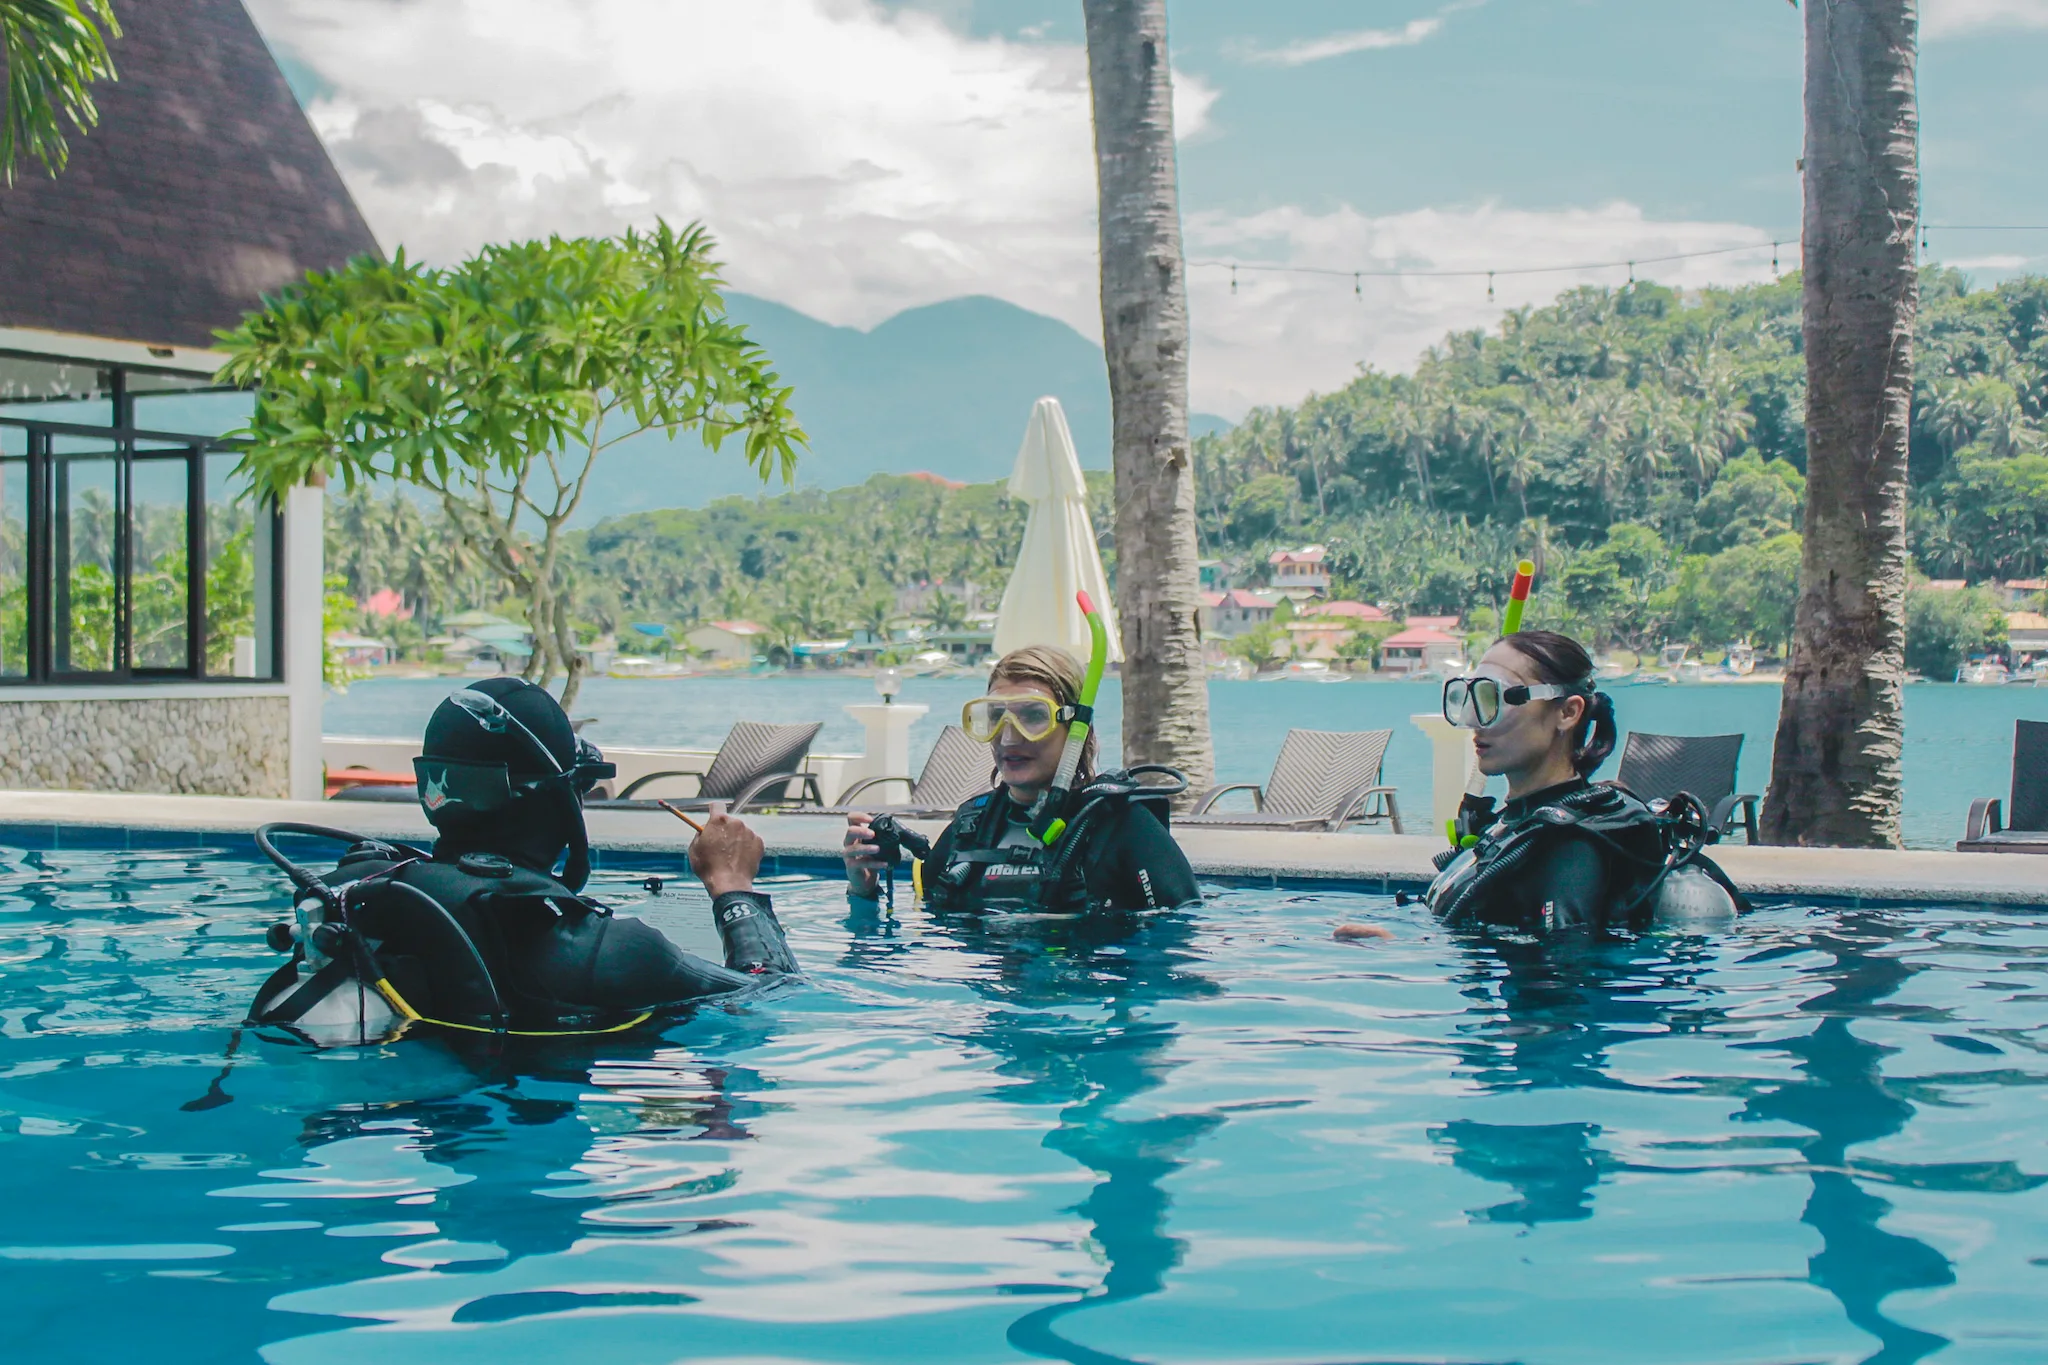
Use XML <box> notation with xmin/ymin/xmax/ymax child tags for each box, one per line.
<box><xmin>1442</xmin><ymin>674</ymin><xmax>1593</xmax><ymax>729</ymax></box>
<box><xmin>961</xmin><ymin>694</ymin><xmax>1074</xmax><ymax>744</ymax></box>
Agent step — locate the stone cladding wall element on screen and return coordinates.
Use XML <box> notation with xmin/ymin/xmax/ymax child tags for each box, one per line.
<box><xmin>0</xmin><ymin>696</ymin><xmax>290</xmax><ymax>797</ymax></box>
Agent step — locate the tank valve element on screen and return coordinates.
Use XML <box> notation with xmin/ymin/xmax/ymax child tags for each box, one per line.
<box><xmin>264</xmin><ymin>922</ymin><xmax>295</xmax><ymax>953</ymax></box>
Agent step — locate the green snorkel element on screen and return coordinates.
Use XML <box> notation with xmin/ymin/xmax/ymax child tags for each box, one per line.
<box><xmin>1030</xmin><ymin>590</ymin><xmax>1109</xmax><ymax>846</ymax></box>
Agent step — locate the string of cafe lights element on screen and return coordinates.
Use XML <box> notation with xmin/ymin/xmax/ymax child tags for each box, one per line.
<box><xmin>1191</xmin><ymin>223</ymin><xmax>2048</xmax><ymax>302</ymax></box>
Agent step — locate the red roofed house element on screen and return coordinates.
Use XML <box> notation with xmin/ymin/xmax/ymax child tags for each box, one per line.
<box><xmin>1267</xmin><ymin>545</ymin><xmax>1330</xmax><ymax>601</ymax></box>
<box><xmin>1404</xmin><ymin>615</ymin><xmax>1461</xmax><ymax>632</ymax></box>
<box><xmin>1200</xmin><ymin>589</ymin><xmax>1279</xmax><ymax>639</ymax></box>
<box><xmin>685</xmin><ymin>620</ymin><xmax>771</xmax><ymax>665</ymax></box>
<box><xmin>1378</xmin><ymin>627</ymin><xmax>1464</xmax><ymax>677</ymax></box>
<box><xmin>1301</xmin><ymin>600</ymin><xmax>1388</xmax><ymax>622</ymax></box>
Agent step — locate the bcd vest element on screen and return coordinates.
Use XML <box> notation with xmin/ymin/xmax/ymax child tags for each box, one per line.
<box><xmin>250</xmin><ymin>844</ymin><xmax>656</xmax><ymax>1039</ymax></box>
<box><xmin>924</xmin><ymin>771</ymin><xmax>1172</xmax><ymax>914</ymax></box>
<box><xmin>1427</xmin><ymin>783</ymin><xmax>1746</xmax><ymax>934</ymax></box>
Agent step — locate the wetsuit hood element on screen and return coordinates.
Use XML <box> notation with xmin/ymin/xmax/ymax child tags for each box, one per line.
<box><xmin>420</xmin><ymin>678</ymin><xmax>600</xmax><ymax>890</ymax></box>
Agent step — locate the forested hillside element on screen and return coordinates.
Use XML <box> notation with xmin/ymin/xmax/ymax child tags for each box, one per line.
<box><xmin>330</xmin><ymin>268</ymin><xmax>2042</xmax><ymax>667</ymax></box>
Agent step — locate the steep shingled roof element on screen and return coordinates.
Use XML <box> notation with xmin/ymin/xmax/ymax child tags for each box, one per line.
<box><xmin>0</xmin><ymin>0</ymin><xmax>379</xmax><ymax>352</ymax></box>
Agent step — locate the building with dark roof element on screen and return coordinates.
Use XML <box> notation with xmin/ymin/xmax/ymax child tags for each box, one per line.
<box><xmin>0</xmin><ymin>0</ymin><xmax>373</xmax><ymax>798</ymax></box>
<box><xmin>0</xmin><ymin>0</ymin><xmax>377</xmax><ymax>359</ymax></box>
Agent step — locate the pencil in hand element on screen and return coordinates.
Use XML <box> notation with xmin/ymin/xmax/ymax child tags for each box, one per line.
<box><xmin>657</xmin><ymin>800</ymin><xmax>705</xmax><ymax>833</ymax></box>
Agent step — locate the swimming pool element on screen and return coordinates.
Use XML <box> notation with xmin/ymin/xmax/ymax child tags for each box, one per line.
<box><xmin>1</xmin><ymin>843</ymin><xmax>2043</xmax><ymax>1364</ymax></box>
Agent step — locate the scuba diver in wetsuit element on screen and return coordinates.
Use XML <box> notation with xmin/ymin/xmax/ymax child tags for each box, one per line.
<box><xmin>1423</xmin><ymin>630</ymin><xmax>1744</xmax><ymax>935</ymax></box>
<box><xmin>841</xmin><ymin>643</ymin><xmax>1200</xmax><ymax>914</ymax></box>
<box><xmin>247</xmin><ymin>677</ymin><xmax>796</xmax><ymax>1043</ymax></box>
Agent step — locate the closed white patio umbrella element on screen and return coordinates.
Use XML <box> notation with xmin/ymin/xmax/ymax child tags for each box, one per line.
<box><xmin>994</xmin><ymin>397</ymin><xmax>1122</xmax><ymax>665</ymax></box>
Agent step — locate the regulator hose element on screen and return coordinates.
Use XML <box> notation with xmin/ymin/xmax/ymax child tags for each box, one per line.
<box><xmin>254</xmin><ymin>822</ymin><xmax>430</xmax><ymax>894</ymax></box>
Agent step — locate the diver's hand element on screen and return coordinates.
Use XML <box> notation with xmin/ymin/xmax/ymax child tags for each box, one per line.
<box><xmin>688</xmin><ymin>808</ymin><xmax>763</xmax><ymax>898</ymax></box>
<box><xmin>842</xmin><ymin>812</ymin><xmax>883</xmax><ymax>899</ymax></box>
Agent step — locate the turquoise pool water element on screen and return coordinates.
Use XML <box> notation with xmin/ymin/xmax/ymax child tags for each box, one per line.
<box><xmin>326</xmin><ymin>676</ymin><xmax>2048</xmax><ymax>848</ymax></box>
<box><xmin>2</xmin><ymin>844</ymin><xmax>2044</xmax><ymax>1363</ymax></box>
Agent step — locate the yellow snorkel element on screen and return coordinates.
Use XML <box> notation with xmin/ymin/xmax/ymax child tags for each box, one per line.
<box><xmin>1031</xmin><ymin>590</ymin><xmax>1109</xmax><ymax>846</ymax></box>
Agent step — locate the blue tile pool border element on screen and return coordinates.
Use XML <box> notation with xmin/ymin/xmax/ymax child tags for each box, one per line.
<box><xmin>0</xmin><ymin>820</ymin><xmax>2037</xmax><ymax>911</ymax></box>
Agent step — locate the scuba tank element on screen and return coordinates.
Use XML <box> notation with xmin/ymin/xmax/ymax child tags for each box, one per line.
<box><xmin>1427</xmin><ymin>785</ymin><xmax>1746</xmax><ymax>934</ymax></box>
<box><xmin>246</xmin><ymin>823</ymin><xmax>794</xmax><ymax>1046</ymax></box>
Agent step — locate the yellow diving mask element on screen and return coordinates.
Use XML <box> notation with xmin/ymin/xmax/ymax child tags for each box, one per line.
<box><xmin>961</xmin><ymin>695</ymin><xmax>1075</xmax><ymax>743</ymax></box>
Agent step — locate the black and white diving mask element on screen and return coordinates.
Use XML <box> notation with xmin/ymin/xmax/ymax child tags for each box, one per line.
<box><xmin>1441</xmin><ymin>674</ymin><xmax>1594</xmax><ymax>730</ymax></box>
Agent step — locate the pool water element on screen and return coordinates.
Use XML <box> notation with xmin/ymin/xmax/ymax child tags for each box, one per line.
<box><xmin>1</xmin><ymin>845</ymin><xmax>2044</xmax><ymax>1364</ymax></box>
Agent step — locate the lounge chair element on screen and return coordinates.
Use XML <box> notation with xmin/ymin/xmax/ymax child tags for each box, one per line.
<box><xmin>1614</xmin><ymin>731</ymin><xmax>1758</xmax><ymax>843</ymax></box>
<box><xmin>821</xmin><ymin>724</ymin><xmax>994</xmax><ymax>817</ymax></box>
<box><xmin>1180</xmin><ymin>728</ymin><xmax>1403</xmax><ymax>833</ymax></box>
<box><xmin>1958</xmin><ymin>719</ymin><xmax>2048</xmax><ymax>853</ymax></box>
<box><xmin>599</xmin><ymin>720</ymin><xmax>825</xmax><ymax>813</ymax></box>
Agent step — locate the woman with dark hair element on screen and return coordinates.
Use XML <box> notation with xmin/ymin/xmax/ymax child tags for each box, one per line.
<box><xmin>1424</xmin><ymin>630</ymin><xmax>1742</xmax><ymax>935</ymax></box>
<box><xmin>841</xmin><ymin>644</ymin><xmax>1199</xmax><ymax>914</ymax></box>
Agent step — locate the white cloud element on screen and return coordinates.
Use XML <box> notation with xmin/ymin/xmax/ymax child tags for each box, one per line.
<box><xmin>1235</xmin><ymin>17</ymin><xmax>1444</xmax><ymax>67</ymax></box>
<box><xmin>1923</xmin><ymin>0</ymin><xmax>2048</xmax><ymax>38</ymax></box>
<box><xmin>245</xmin><ymin>0</ymin><xmax>1778</xmax><ymax>421</ymax></box>
<box><xmin>1183</xmin><ymin>203</ymin><xmax>1782</xmax><ymax>417</ymax></box>
<box><xmin>249</xmin><ymin>0</ymin><xmax>1215</xmax><ymax>336</ymax></box>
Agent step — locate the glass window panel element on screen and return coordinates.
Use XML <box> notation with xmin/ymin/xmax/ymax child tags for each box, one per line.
<box><xmin>0</xmin><ymin>356</ymin><xmax>108</xmax><ymax>404</ymax></box>
<box><xmin>204</xmin><ymin>451</ymin><xmax>275</xmax><ymax>678</ymax></box>
<box><xmin>130</xmin><ymin>456</ymin><xmax>190</xmax><ymax>671</ymax></box>
<box><xmin>54</xmin><ymin>454</ymin><xmax>117</xmax><ymax>673</ymax></box>
<box><xmin>0</xmin><ymin>459</ymin><xmax>25</xmax><ymax>677</ymax></box>
<box><xmin>133</xmin><ymin>389</ymin><xmax>250</xmax><ymax>439</ymax></box>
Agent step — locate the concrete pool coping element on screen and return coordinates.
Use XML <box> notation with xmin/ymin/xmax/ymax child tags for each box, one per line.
<box><xmin>1</xmin><ymin>789</ymin><xmax>2045</xmax><ymax>907</ymax></box>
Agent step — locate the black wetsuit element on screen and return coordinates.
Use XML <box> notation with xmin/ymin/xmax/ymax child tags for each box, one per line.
<box><xmin>896</xmin><ymin>783</ymin><xmax>1201</xmax><ymax>914</ymax></box>
<box><xmin>263</xmin><ymin>842</ymin><xmax>796</xmax><ymax>1033</ymax></box>
<box><xmin>1427</xmin><ymin>778</ymin><xmax>1743</xmax><ymax>936</ymax></box>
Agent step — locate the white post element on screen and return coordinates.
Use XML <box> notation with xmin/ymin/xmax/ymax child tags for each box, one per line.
<box><xmin>285</xmin><ymin>481</ymin><xmax>326</xmax><ymax>802</ymax></box>
<box><xmin>839</xmin><ymin>702</ymin><xmax>929</xmax><ymax>805</ymax></box>
<box><xmin>1410</xmin><ymin>712</ymin><xmax>1478</xmax><ymax>838</ymax></box>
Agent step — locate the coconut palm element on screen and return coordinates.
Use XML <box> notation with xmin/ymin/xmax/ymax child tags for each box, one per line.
<box><xmin>1763</xmin><ymin>0</ymin><xmax>1918</xmax><ymax>849</ymax></box>
<box><xmin>1081</xmin><ymin>0</ymin><xmax>1213</xmax><ymax>796</ymax></box>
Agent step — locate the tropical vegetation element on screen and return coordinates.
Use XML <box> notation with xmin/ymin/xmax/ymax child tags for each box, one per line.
<box><xmin>323</xmin><ymin>268</ymin><xmax>2048</xmax><ymax>676</ymax></box>
<box><xmin>221</xmin><ymin>221</ymin><xmax>805</xmax><ymax>707</ymax></box>
<box><xmin>0</xmin><ymin>0</ymin><xmax>120</xmax><ymax>181</ymax></box>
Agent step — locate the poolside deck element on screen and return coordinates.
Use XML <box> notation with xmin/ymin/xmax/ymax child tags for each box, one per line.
<box><xmin>2</xmin><ymin>789</ymin><xmax>2043</xmax><ymax>906</ymax></box>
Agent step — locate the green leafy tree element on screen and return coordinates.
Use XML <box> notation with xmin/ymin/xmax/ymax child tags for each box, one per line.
<box><xmin>1560</xmin><ymin>523</ymin><xmax>1671</xmax><ymax>650</ymax></box>
<box><xmin>1664</xmin><ymin>533</ymin><xmax>1803</xmax><ymax>655</ymax></box>
<box><xmin>221</xmin><ymin>222</ymin><xmax>804</xmax><ymax>708</ymax></box>
<box><xmin>1</xmin><ymin>0</ymin><xmax>119</xmax><ymax>181</ymax></box>
<box><xmin>1904</xmin><ymin>584</ymin><xmax>2006</xmax><ymax>679</ymax></box>
<box><xmin>323</xmin><ymin>573</ymin><xmax>364</xmax><ymax>689</ymax></box>
<box><xmin>1692</xmin><ymin>451</ymin><xmax>1805</xmax><ymax>551</ymax></box>
<box><xmin>1228</xmin><ymin>623</ymin><xmax>1289</xmax><ymax>672</ymax></box>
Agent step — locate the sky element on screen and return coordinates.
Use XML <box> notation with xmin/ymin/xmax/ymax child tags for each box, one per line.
<box><xmin>244</xmin><ymin>0</ymin><xmax>2048</xmax><ymax>419</ymax></box>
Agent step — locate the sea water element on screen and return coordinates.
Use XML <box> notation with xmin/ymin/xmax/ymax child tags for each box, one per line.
<box><xmin>328</xmin><ymin>675</ymin><xmax>2048</xmax><ymax>848</ymax></box>
<box><xmin>0</xmin><ymin>845</ymin><xmax>2042</xmax><ymax>1362</ymax></box>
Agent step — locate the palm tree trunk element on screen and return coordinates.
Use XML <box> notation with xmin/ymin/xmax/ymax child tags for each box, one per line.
<box><xmin>1082</xmin><ymin>0</ymin><xmax>1213</xmax><ymax>795</ymax></box>
<box><xmin>1761</xmin><ymin>0</ymin><xmax>1917</xmax><ymax>849</ymax></box>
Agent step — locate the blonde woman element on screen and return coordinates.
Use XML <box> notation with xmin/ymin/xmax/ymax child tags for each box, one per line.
<box><xmin>844</xmin><ymin>645</ymin><xmax>1198</xmax><ymax>913</ymax></box>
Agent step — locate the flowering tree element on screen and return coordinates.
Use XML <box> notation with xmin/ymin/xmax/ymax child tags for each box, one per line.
<box><xmin>218</xmin><ymin>222</ymin><xmax>805</xmax><ymax>706</ymax></box>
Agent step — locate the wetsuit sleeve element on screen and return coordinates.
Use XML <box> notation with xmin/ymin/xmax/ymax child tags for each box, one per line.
<box><xmin>712</xmin><ymin>891</ymin><xmax>798</xmax><ymax>975</ymax></box>
<box><xmin>1088</xmin><ymin>804</ymin><xmax>1201</xmax><ymax>910</ymax></box>
<box><xmin>1518</xmin><ymin>834</ymin><xmax>1610</xmax><ymax>932</ymax></box>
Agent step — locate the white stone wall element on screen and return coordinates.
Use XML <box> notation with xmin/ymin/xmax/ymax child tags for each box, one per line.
<box><xmin>0</xmin><ymin>695</ymin><xmax>290</xmax><ymax>797</ymax></box>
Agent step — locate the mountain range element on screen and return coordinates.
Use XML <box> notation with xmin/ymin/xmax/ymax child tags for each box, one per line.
<box><xmin>572</xmin><ymin>292</ymin><xmax>1229</xmax><ymax>524</ymax></box>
